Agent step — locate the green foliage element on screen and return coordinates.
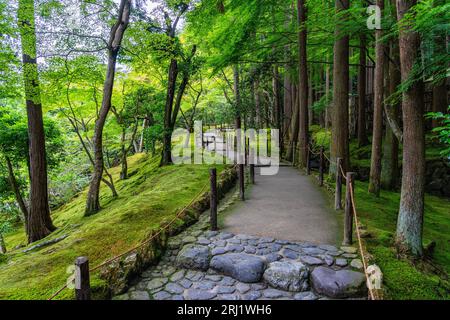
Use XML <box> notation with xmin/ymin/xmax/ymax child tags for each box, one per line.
<box><xmin>0</xmin><ymin>153</ymin><xmax>225</xmax><ymax>299</ymax></box>
<box><xmin>427</xmin><ymin>108</ymin><xmax>450</xmax><ymax>158</ymax></box>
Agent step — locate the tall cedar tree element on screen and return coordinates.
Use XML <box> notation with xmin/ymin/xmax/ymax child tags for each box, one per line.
<box><xmin>18</xmin><ymin>0</ymin><xmax>55</xmax><ymax>243</ymax></box>
<box><xmin>395</xmin><ymin>0</ymin><xmax>425</xmax><ymax>256</ymax></box>
<box><xmin>331</xmin><ymin>0</ymin><xmax>350</xmax><ymax>173</ymax></box>
<box><xmin>85</xmin><ymin>0</ymin><xmax>131</xmax><ymax>215</ymax></box>
<box><xmin>297</xmin><ymin>0</ymin><xmax>309</xmax><ymax>168</ymax></box>
<box><xmin>368</xmin><ymin>0</ymin><xmax>385</xmax><ymax>196</ymax></box>
<box><xmin>357</xmin><ymin>34</ymin><xmax>368</xmax><ymax>147</ymax></box>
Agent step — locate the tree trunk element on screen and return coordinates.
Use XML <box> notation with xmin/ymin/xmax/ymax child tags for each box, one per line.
<box><xmin>431</xmin><ymin>0</ymin><xmax>448</xmax><ymax>128</ymax></box>
<box><xmin>161</xmin><ymin>58</ymin><xmax>178</xmax><ymax>166</ymax></box>
<box><xmin>395</xmin><ymin>0</ymin><xmax>425</xmax><ymax>257</ymax></box>
<box><xmin>297</xmin><ymin>0</ymin><xmax>309</xmax><ymax>168</ymax></box>
<box><xmin>138</xmin><ymin>118</ymin><xmax>148</xmax><ymax>152</ymax></box>
<box><xmin>0</xmin><ymin>233</ymin><xmax>6</xmax><ymax>254</ymax></box>
<box><xmin>381</xmin><ymin>37</ymin><xmax>400</xmax><ymax>190</ymax></box>
<box><xmin>357</xmin><ymin>34</ymin><xmax>369</xmax><ymax>147</ymax></box>
<box><xmin>120</xmin><ymin>129</ymin><xmax>127</xmax><ymax>180</ymax></box>
<box><xmin>325</xmin><ymin>65</ymin><xmax>331</xmax><ymax>130</ymax></box>
<box><xmin>286</xmin><ymin>86</ymin><xmax>299</xmax><ymax>161</ymax></box>
<box><xmin>5</xmin><ymin>156</ymin><xmax>29</xmax><ymax>224</ymax></box>
<box><xmin>368</xmin><ymin>0</ymin><xmax>385</xmax><ymax>196</ymax></box>
<box><xmin>18</xmin><ymin>0</ymin><xmax>55</xmax><ymax>243</ymax></box>
<box><xmin>331</xmin><ymin>0</ymin><xmax>350</xmax><ymax>174</ymax></box>
<box><xmin>85</xmin><ymin>0</ymin><xmax>130</xmax><ymax>216</ymax></box>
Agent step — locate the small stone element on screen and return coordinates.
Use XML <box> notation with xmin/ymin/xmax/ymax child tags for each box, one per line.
<box><xmin>176</xmin><ymin>244</ymin><xmax>211</xmax><ymax>271</ymax></box>
<box><xmin>227</xmin><ymin>238</ymin><xmax>241</xmax><ymax>244</ymax></box>
<box><xmin>262</xmin><ymin>288</ymin><xmax>290</xmax><ymax>299</ymax></box>
<box><xmin>340</xmin><ymin>246</ymin><xmax>358</xmax><ymax>254</ymax></box>
<box><xmin>198</xmin><ymin>238</ymin><xmax>211</xmax><ymax>245</ymax></box>
<box><xmin>147</xmin><ymin>278</ymin><xmax>168</xmax><ymax>291</ymax></box>
<box><xmin>172</xmin><ymin>295</ymin><xmax>184</xmax><ymax>300</ymax></box>
<box><xmin>244</xmin><ymin>246</ymin><xmax>256</xmax><ymax>254</ymax></box>
<box><xmin>165</xmin><ymin>283</ymin><xmax>184</xmax><ymax>294</ymax></box>
<box><xmin>263</xmin><ymin>261</ymin><xmax>309</xmax><ymax>292</ymax></box>
<box><xmin>171</xmin><ymin>270</ymin><xmax>185</xmax><ymax>282</ymax></box>
<box><xmin>282</xmin><ymin>248</ymin><xmax>299</xmax><ymax>259</ymax></box>
<box><xmin>210</xmin><ymin>253</ymin><xmax>266</xmax><ymax>283</ymax></box>
<box><xmin>162</xmin><ymin>266</ymin><xmax>176</xmax><ymax>276</ymax></box>
<box><xmin>185</xmin><ymin>289</ymin><xmax>217</xmax><ymax>300</ymax></box>
<box><xmin>212</xmin><ymin>247</ymin><xmax>227</xmax><ymax>255</ymax></box>
<box><xmin>350</xmin><ymin>259</ymin><xmax>363</xmax><ymax>270</ymax></box>
<box><xmin>300</xmin><ymin>256</ymin><xmax>323</xmax><ymax>266</ymax></box>
<box><xmin>311</xmin><ymin>267</ymin><xmax>367</xmax><ymax>299</ymax></box>
<box><xmin>218</xmin><ymin>232</ymin><xmax>234</xmax><ymax>240</ymax></box>
<box><xmin>216</xmin><ymin>286</ymin><xmax>236</xmax><ymax>294</ymax></box>
<box><xmin>335</xmin><ymin>258</ymin><xmax>348</xmax><ymax>267</ymax></box>
<box><xmin>182</xmin><ymin>236</ymin><xmax>197</xmax><ymax>244</ymax></box>
<box><xmin>167</xmin><ymin>239</ymin><xmax>181</xmax><ymax>250</ymax></box>
<box><xmin>236</xmin><ymin>282</ymin><xmax>251</xmax><ymax>294</ymax></box>
<box><xmin>217</xmin><ymin>293</ymin><xmax>241</xmax><ymax>300</ymax></box>
<box><xmin>129</xmin><ymin>291</ymin><xmax>150</xmax><ymax>300</ymax></box>
<box><xmin>284</xmin><ymin>244</ymin><xmax>303</xmax><ymax>252</ymax></box>
<box><xmin>219</xmin><ymin>277</ymin><xmax>236</xmax><ymax>286</ymax></box>
<box><xmin>178</xmin><ymin>279</ymin><xmax>193</xmax><ymax>289</ymax></box>
<box><xmin>342</xmin><ymin>253</ymin><xmax>358</xmax><ymax>259</ymax></box>
<box><xmin>205</xmin><ymin>231</ymin><xmax>219</xmax><ymax>238</ymax></box>
<box><xmin>224</xmin><ymin>245</ymin><xmax>244</xmax><ymax>253</ymax></box>
<box><xmin>242</xmin><ymin>291</ymin><xmax>262</xmax><ymax>300</ymax></box>
<box><xmin>259</xmin><ymin>237</ymin><xmax>275</xmax><ymax>244</ymax></box>
<box><xmin>294</xmin><ymin>291</ymin><xmax>318</xmax><ymax>300</ymax></box>
<box><xmin>302</xmin><ymin>247</ymin><xmax>325</xmax><ymax>256</ymax></box>
<box><xmin>185</xmin><ymin>270</ymin><xmax>204</xmax><ymax>281</ymax></box>
<box><xmin>205</xmin><ymin>275</ymin><xmax>223</xmax><ymax>282</ymax></box>
<box><xmin>251</xmin><ymin>283</ymin><xmax>268</xmax><ymax>290</ymax></box>
<box><xmin>323</xmin><ymin>255</ymin><xmax>334</xmax><ymax>266</ymax></box>
<box><xmin>153</xmin><ymin>290</ymin><xmax>172</xmax><ymax>300</ymax></box>
<box><xmin>319</xmin><ymin>244</ymin><xmax>339</xmax><ymax>252</ymax></box>
<box><xmin>264</xmin><ymin>253</ymin><xmax>282</xmax><ymax>263</ymax></box>
<box><xmin>193</xmin><ymin>281</ymin><xmax>216</xmax><ymax>290</ymax></box>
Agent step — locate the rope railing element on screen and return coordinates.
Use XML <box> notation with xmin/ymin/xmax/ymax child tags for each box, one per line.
<box><xmin>303</xmin><ymin>144</ymin><xmax>377</xmax><ymax>300</ymax></box>
<box><xmin>48</xmin><ymin>175</ymin><xmax>217</xmax><ymax>300</ymax></box>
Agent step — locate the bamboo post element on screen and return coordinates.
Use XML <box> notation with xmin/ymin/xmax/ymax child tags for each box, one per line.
<box><xmin>75</xmin><ymin>257</ymin><xmax>91</xmax><ymax>300</ymax></box>
<box><xmin>239</xmin><ymin>164</ymin><xmax>245</xmax><ymax>201</ymax></box>
<box><xmin>209</xmin><ymin>168</ymin><xmax>218</xmax><ymax>231</ymax></box>
<box><xmin>250</xmin><ymin>164</ymin><xmax>255</xmax><ymax>184</ymax></box>
<box><xmin>319</xmin><ymin>146</ymin><xmax>324</xmax><ymax>186</ymax></box>
<box><xmin>335</xmin><ymin>157</ymin><xmax>343</xmax><ymax>210</ymax></box>
<box><xmin>343</xmin><ymin>172</ymin><xmax>356</xmax><ymax>245</ymax></box>
<box><xmin>306</xmin><ymin>146</ymin><xmax>311</xmax><ymax>175</ymax></box>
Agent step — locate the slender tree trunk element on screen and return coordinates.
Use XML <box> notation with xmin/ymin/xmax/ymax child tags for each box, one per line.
<box><xmin>369</xmin><ymin>0</ymin><xmax>385</xmax><ymax>196</ymax></box>
<box><xmin>138</xmin><ymin>118</ymin><xmax>148</xmax><ymax>152</ymax></box>
<box><xmin>331</xmin><ymin>0</ymin><xmax>350</xmax><ymax>174</ymax></box>
<box><xmin>286</xmin><ymin>86</ymin><xmax>299</xmax><ymax>161</ymax></box>
<box><xmin>357</xmin><ymin>34</ymin><xmax>369</xmax><ymax>146</ymax></box>
<box><xmin>254</xmin><ymin>79</ymin><xmax>262</xmax><ymax>129</ymax></box>
<box><xmin>5</xmin><ymin>156</ymin><xmax>29</xmax><ymax>224</ymax></box>
<box><xmin>18</xmin><ymin>0</ymin><xmax>55</xmax><ymax>243</ymax></box>
<box><xmin>161</xmin><ymin>59</ymin><xmax>178</xmax><ymax>166</ymax></box>
<box><xmin>85</xmin><ymin>0</ymin><xmax>130</xmax><ymax>216</ymax></box>
<box><xmin>395</xmin><ymin>0</ymin><xmax>425</xmax><ymax>257</ymax></box>
<box><xmin>431</xmin><ymin>0</ymin><xmax>448</xmax><ymax>128</ymax></box>
<box><xmin>381</xmin><ymin>37</ymin><xmax>400</xmax><ymax>190</ymax></box>
<box><xmin>297</xmin><ymin>0</ymin><xmax>309</xmax><ymax>168</ymax></box>
<box><xmin>325</xmin><ymin>65</ymin><xmax>331</xmax><ymax>130</ymax></box>
<box><xmin>308</xmin><ymin>69</ymin><xmax>313</xmax><ymax>127</ymax></box>
<box><xmin>120</xmin><ymin>129</ymin><xmax>128</xmax><ymax>180</ymax></box>
<box><xmin>0</xmin><ymin>234</ymin><xmax>6</xmax><ymax>254</ymax></box>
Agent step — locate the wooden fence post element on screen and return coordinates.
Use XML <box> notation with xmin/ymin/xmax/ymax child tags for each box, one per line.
<box><xmin>75</xmin><ymin>256</ymin><xmax>91</xmax><ymax>300</ymax></box>
<box><xmin>306</xmin><ymin>146</ymin><xmax>311</xmax><ymax>175</ymax></box>
<box><xmin>343</xmin><ymin>172</ymin><xmax>356</xmax><ymax>245</ymax></box>
<box><xmin>239</xmin><ymin>164</ymin><xmax>245</xmax><ymax>201</ymax></box>
<box><xmin>209</xmin><ymin>168</ymin><xmax>218</xmax><ymax>231</ymax></box>
<box><xmin>250</xmin><ymin>164</ymin><xmax>255</xmax><ymax>184</ymax></box>
<box><xmin>335</xmin><ymin>157</ymin><xmax>343</xmax><ymax>210</ymax></box>
<box><xmin>292</xmin><ymin>142</ymin><xmax>296</xmax><ymax>166</ymax></box>
<box><xmin>319</xmin><ymin>146</ymin><xmax>324</xmax><ymax>186</ymax></box>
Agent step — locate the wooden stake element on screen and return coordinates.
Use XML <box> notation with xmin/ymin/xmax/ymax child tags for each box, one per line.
<box><xmin>75</xmin><ymin>256</ymin><xmax>91</xmax><ymax>300</ymax></box>
<box><xmin>209</xmin><ymin>168</ymin><xmax>218</xmax><ymax>231</ymax></box>
<box><xmin>343</xmin><ymin>172</ymin><xmax>356</xmax><ymax>245</ymax></box>
<box><xmin>335</xmin><ymin>157</ymin><xmax>343</xmax><ymax>210</ymax></box>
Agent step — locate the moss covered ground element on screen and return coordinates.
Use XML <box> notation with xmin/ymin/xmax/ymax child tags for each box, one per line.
<box><xmin>0</xmin><ymin>153</ymin><xmax>224</xmax><ymax>300</ymax></box>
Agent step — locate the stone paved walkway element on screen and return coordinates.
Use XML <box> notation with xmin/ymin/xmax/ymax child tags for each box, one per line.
<box><xmin>114</xmin><ymin>197</ymin><xmax>367</xmax><ymax>301</ymax></box>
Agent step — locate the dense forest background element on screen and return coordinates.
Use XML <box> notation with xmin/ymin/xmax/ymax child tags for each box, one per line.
<box><xmin>0</xmin><ymin>0</ymin><xmax>449</xmax><ymax>299</ymax></box>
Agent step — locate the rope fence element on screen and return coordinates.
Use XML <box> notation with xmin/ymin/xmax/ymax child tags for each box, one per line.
<box><xmin>303</xmin><ymin>144</ymin><xmax>377</xmax><ymax>300</ymax></box>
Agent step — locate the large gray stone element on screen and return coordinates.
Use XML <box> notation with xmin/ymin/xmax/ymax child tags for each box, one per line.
<box><xmin>176</xmin><ymin>245</ymin><xmax>211</xmax><ymax>271</ymax></box>
<box><xmin>311</xmin><ymin>267</ymin><xmax>367</xmax><ymax>298</ymax></box>
<box><xmin>263</xmin><ymin>261</ymin><xmax>309</xmax><ymax>292</ymax></box>
<box><xmin>210</xmin><ymin>253</ymin><xmax>266</xmax><ymax>283</ymax></box>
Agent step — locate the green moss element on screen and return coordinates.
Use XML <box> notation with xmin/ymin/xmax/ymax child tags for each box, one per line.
<box><xmin>352</xmin><ymin>181</ymin><xmax>450</xmax><ymax>299</ymax></box>
<box><xmin>0</xmin><ymin>153</ymin><xmax>224</xmax><ymax>300</ymax></box>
